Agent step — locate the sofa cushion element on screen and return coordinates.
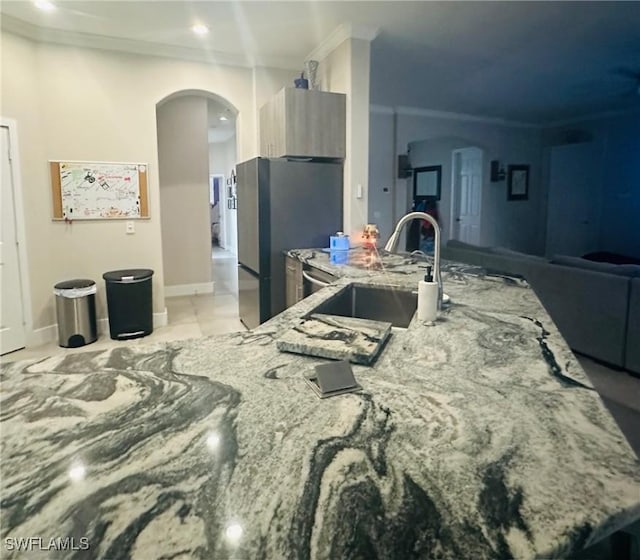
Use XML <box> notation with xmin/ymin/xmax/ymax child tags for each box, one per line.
<box><xmin>442</xmin><ymin>240</ymin><xmax>494</xmax><ymax>267</ymax></box>
<box><xmin>446</xmin><ymin>239</ymin><xmax>493</xmax><ymax>253</ymax></box>
<box><xmin>492</xmin><ymin>247</ymin><xmax>547</xmax><ymax>263</ymax></box>
<box><xmin>482</xmin><ymin>253</ymin><xmax>544</xmax><ymax>280</ymax></box>
<box><xmin>552</xmin><ymin>255</ymin><xmax>640</xmax><ymax>278</ymax></box>
<box><xmin>583</xmin><ymin>251</ymin><xmax>640</xmax><ymax>266</ymax></box>
<box><xmin>526</xmin><ymin>261</ymin><xmax>630</xmax><ymax>367</ymax></box>
<box><xmin>625</xmin><ymin>278</ymin><xmax>640</xmax><ymax>375</ymax></box>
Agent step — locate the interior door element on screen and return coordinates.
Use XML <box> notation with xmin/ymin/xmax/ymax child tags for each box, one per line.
<box><xmin>546</xmin><ymin>143</ymin><xmax>601</xmax><ymax>257</ymax></box>
<box><xmin>452</xmin><ymin>147</ymin><xmax>483</xmax><ymax>245</ymax></box>
<box><xmin>210</xmin><ymin>174</ymin><xmax>224</xmax><ymax>248</ymax></box>
<box><xmin>1</xmin><ymin>125</ymin><xmax>26</xmax><ymax>355</ymax></box>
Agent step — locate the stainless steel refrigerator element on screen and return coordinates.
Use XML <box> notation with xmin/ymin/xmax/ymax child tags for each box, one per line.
<box><xmin>236</xmin><ymin>157</ymin><xmax>343</xmax><ymax>329</ymax></box>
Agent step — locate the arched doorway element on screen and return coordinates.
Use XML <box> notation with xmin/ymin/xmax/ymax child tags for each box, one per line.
<box><xmin>155</xmin><ymin>90</ymin><xmax>238</xmax><ymax>298</ymax></box>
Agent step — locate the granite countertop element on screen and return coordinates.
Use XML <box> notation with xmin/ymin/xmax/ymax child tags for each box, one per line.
<box><xmin>1</xmin><ymin>247</ymin><xmax>639</xmax><ymax>559</ymax></box>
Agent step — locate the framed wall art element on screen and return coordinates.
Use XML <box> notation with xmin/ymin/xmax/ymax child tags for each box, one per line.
<box><xmin>507</xmin><ymin>164</ymin><xmax>529</xmax><ymax>201</ymax></box>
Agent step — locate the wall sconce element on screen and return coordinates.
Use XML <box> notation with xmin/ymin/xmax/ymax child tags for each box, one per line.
<box><xmin>397</xmin><ymin>154</ymin><xmax>412</xmax><ymax>179</ymax></box>
<box><xmin>490</xmin><ymin>160</ymin><xmax>506</xmax><ymax>182</ymax></box>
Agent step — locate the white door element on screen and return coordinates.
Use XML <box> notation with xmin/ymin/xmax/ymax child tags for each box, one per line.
<box><xmin>210</xmin><ymin>174</ymin><xmax>225</xmax><ymax>248</ymax></box>
<box><xmin>1</xmin><ymin>125</ymin><xmax>26</xmax><ymax>354</ymax></box>
<box><xmin>452</xmin><ymin>147</ymin><xmax>483</xmax><ymax>245</ymax></box>
<box><xmin>546</xmin><ymin>143</ymin><xmax>601</xmax><ymax>257</ymax></box>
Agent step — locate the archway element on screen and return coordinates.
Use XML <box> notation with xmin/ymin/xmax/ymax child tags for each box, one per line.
<box><xmin>155</xmin><ymin>90</ymin><xmax>239</xmax><ymax>298</ymax></box>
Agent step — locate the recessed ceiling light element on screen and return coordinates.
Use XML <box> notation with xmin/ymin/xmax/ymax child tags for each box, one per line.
<box><xmin>192</xmin><ymin>24</ymin><xmax>209</xmax><ymax>36</ymax></box>
<box><xmin>219</xmin><ymin>116</ymin><xmax>228</xmax><ymax>121</ymax></box>
<box><xmin>35</xmin><ymin>0</ymin><xmax>56</xmax><ymax>11</ymax></box>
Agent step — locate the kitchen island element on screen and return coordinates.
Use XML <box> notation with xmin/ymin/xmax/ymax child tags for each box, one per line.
<box><xmin>1</xmin><ymin>248</ymin><xmax>639</xmax><ymax>559</ymax></box>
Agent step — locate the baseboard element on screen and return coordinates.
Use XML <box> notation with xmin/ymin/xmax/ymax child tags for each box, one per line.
<box><xmin>164</xmin><ymin>282</ymin><xmax>215</xmax><ymax>297</ymax></box>
<box><xmin>27</xmin><ymin>308</ymin><xmax>169</xmax><ymax>348</ymax></box>
<box><xmin>27</xmin><ymin>324</ymin><xmax>57</xmax><ymax>348</ymax></box>
<box><xmin>154</xmin><ymin>308</ymin><xmax>168</xmax><ymax>328</ymax></box>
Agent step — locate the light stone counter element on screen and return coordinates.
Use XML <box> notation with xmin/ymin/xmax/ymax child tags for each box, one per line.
<box><xmin>1</xmin><ymin>247</ymin><xmax>638</xmax><ymax>559</ymax></box>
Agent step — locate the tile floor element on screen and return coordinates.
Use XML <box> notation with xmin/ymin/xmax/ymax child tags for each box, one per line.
<box><xmin>2</xmin><ymin>246</ymin><xmax>246</xmax><ymax>363</ymax></box>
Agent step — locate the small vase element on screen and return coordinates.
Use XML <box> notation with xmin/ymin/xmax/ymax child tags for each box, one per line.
<box><xmin>294</xmin><ymin>72</ymin><xmax>308</xmax><ymax>89</ymax></box>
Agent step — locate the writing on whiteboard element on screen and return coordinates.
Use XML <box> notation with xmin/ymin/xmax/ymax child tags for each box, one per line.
<box><xmin>59</xmin><ymin>162</ymin><xmax>143</xmax><ymax>219</ymax></box>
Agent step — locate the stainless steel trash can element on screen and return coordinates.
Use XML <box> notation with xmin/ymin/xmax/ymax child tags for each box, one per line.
<box><xmin>54</xmin><ymin>279</ymin><xmax>98</xmax><ymax>348</ymax></box>
<box><xmin>102</xmin><ymin>269</ymin><xmax>154</xmax><ymax>340</ymax></box>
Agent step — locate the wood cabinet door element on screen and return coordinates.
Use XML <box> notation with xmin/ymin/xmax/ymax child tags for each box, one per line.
<box><xmin>284</xmin><ymin>89</ymin><xmax>345</xmax><ymax>158</ymax></box>
<box><xmin>259</xmin><ymin>88</ymin><xmax>345</xmax><ymax>159</ymax></box>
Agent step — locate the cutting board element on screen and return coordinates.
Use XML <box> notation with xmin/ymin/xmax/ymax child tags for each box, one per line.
<box><xmin>276</xmin><ymin>313</ymin><xmax>392</xmax><ymax>365</ymax></box>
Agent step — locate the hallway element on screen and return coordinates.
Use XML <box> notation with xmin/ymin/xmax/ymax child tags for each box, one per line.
<box><xmin>163</xmin><ymin>246</ymin><xmax>244</xmax><ymax>339</ymax></box>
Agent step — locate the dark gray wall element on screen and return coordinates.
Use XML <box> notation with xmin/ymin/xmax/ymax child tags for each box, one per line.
<box><xmin>542</xmin><ymin>110</ymin><xmax>640</xmax><ymax>258</ymax></box>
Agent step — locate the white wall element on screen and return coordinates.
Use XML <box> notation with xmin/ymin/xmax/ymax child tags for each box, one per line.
<box><xmin>369</xmin><ymin>108</ymin><xmax>545</xmax><ymax>253</ymax></box>
<box><xmin>368</xmin><ymin>110</ymin><xmax>395</xmax><ymax>242</ymax></box>
<box><xmin>318</xmin><ymin>38</ymin><xmax>371</xmax><ymax>241</ymax></box>
<box><xmin>1</xmin><ymin>31</ymin><xmax>294</xmax><ymax>337</ymax></box>
<box><xmin>209</xmin><ymin>136</ymin><xmax>237</xmax><ymax>177</ymax></box>
<box><xmin>157</xmin><ymin>96</ymin><xmax>211</xmax><ymax>287</ymax></box>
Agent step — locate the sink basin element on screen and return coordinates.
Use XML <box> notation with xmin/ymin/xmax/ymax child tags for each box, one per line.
<box><xmin>309</xmin><ymin>283</ymin><xmax>418</xmax><ymax>328</ymax></box>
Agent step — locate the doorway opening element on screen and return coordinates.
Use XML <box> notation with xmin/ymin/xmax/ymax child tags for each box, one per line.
<box><xmin>207</xmin><ymin>98</ymin><xmax>237</xmax><ymax>259</ymax></box>
<box><xmin>1</xmin><ymin>119</ymin><xmax>31</xmax><ymax>355</ymax></box>
<box><xmin>405</xmin><ymin>165</ymin><xmax>442</xmax><ymax>253</ymax></box>
<box><xmin>156</xmin><ymin>89</ymin><xmax>239</xmax><ymax>307</ymax></box>
<box><xmin>450</xmin><ymin>147</ymin><xmax>483</xmax><ymax>245</ymax></box>
<box><xmin>207</xmin><ymin>98</ymin><xmax>238</xmax><ymax>298</ymax></box>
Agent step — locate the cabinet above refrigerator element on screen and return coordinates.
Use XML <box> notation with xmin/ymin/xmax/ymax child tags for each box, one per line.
<box><xmin>259</xmin><ymin>88</ymin><xmax>346</xmax><ymax>159</ymax></box>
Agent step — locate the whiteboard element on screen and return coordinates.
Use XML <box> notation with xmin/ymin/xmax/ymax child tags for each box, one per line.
<box><xmin>50</xmin><ymin>161</ymin><xmax>149</xmax><ymax>220</ymax></box>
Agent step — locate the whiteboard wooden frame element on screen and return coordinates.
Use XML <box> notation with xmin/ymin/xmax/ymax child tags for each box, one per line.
<box><xmin>49</xmin><ymin>160</ymin><xmax>150</xmax><ymax>220</ymax></box>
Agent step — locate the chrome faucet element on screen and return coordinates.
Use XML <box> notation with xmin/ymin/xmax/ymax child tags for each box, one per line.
<box><xmin>384</xmin><ymin>211</ymin><xmax>443</xmax><ymax>308</ymax></box>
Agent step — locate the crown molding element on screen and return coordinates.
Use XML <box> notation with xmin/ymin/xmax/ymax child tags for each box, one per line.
<box><xmin>395</xmin><ymin>105</ymin><xmax>541</xmax><ymax>128</ymax></box>
<box><xmin>306</xmin><ymin>23</ymin><xmax>379</xmax><ymax>62</ymax></box>
<box><xmin>0</xmin><ymin>14</ymin><xmax>300</xmax><ymax>70</ymax></box>
<box><xmin>370</xmin><ymin>103</ymin><xmax>541</xmax><ymax>128</ymax></box>
<box><xmin>372</xmin><ymin>101</ymin><xmax>640</xmax><ymax>129</ymax></box>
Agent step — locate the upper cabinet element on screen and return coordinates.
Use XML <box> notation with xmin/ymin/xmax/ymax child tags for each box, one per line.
<box><xmin>260</xmin><ymin>88</ymin><xmax>346</xmax><ymax>159</ymax></box>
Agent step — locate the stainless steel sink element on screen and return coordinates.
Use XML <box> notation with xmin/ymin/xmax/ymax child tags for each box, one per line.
<box><xmin>309</xmin><ymin>283</ymin><xmax>418</xmax><ymax>328</ymax></box>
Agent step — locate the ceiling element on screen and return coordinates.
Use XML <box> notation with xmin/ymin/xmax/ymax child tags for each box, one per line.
<box><xmin>2</xmin><ymin>1</ymin><xmax>640</xmax><ymax>124</ymax></box>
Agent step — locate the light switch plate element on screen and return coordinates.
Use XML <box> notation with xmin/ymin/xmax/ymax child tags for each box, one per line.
<box><xmin>126</xmin><ymin>221</ymin><xmax>135</xmax><ymax>234</ymax></box>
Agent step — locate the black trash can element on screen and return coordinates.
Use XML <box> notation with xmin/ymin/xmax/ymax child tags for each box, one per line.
<box><xmin>54</xmin><ymin>279</ymin><xmax>98</xmax><ymax>348</ymax></box>
<box><xmin>102</xmin><ymin>269</ymin><xmax>154</xmax><ymax>340</ymax></box>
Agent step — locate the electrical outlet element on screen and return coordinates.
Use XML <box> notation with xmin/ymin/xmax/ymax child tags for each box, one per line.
<box><xmin>126</xmin><ymin>221</ymin><xmax>135</xmax><ymax>234</ymax></box>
